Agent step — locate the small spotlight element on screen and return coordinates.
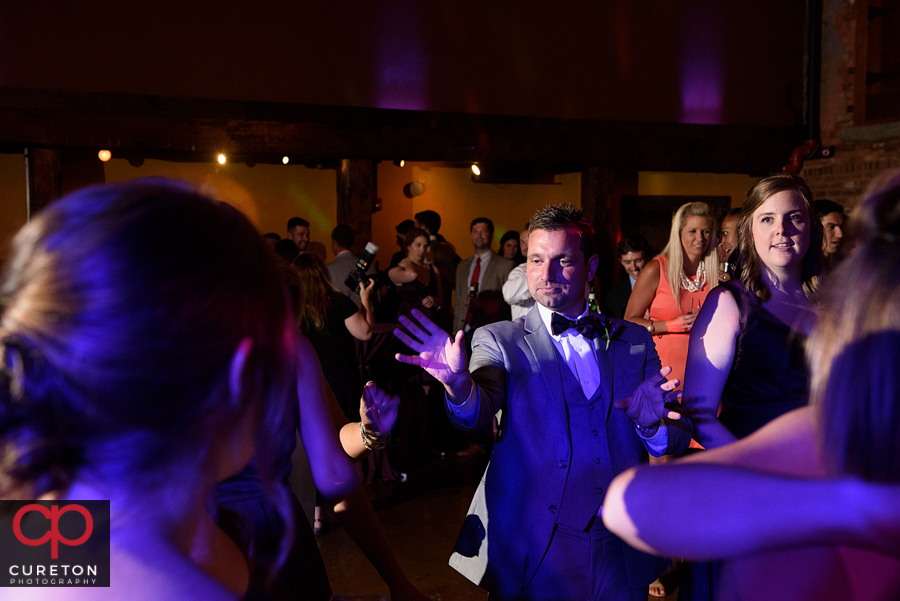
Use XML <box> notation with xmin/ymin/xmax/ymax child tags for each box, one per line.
<box><xmin>282</xmin><ymin>156</ymin><xmax>290</xmax><ymax>165</ymax></box>
<box><xmin>217</xmin><ymin>154</ymin><xmax>227</xmax><ymax>165</ymax></box>
<box><xmin>471</xmin><ymin>164</ymin><xmax>481</xmax><ymax>176</ymax></box>
<box><xmin>98</xmin><ymin>150</ymin><xmax>112</xmax><ymax>162</ymax></box>
<box><xmin>393</xmin><ymin>159</ymin><xmax>405</xmax><ymax>168</ymax></box>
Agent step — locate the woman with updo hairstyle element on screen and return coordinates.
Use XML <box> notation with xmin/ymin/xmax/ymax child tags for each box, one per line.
<box><xmin>603</xmin><ymin>169</ymin><xmax>900</xmax><ymax>601</ymax></box>
<box><xmin>0</xmin><ymin>179</ymin><xmax>427</xmax><ymax>601</ymax></box>
<box><xmin>0</xmin><ymin>178</ymin><xmax>295</xmax><ymax>599</ymax></box>
<box><xmin>684</xmin><ymin>173</ymin><xmax>822</xmax><ymax>450</ymax></box>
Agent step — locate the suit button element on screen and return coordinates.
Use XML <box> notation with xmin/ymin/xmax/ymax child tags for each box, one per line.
<box><xmin>549</xmin><ymin>505</ymin><xmax>557</xmax><ymax>514</ymax></box>
<box><xmin>589</xmin><ymin>404</ymin><xmax>595</xmax><ymax>410</ymax></box>
<box><xmin>591</xmin><ymin>430</ymin><xmax>598</xmax><ymax>436</ymax></box>
<box><xmin>597</xmin><ymin>487</ymin><xmax>604</xmax><ymax>494</ymax></box>
<box><xmin>559</xmin><ymin>460</ymin><xmax>568</xmax><ymax>468</ymax></box>
<box><xmin>595</xmin><ymin>458</ymin><xmax>601</xmax><ymax>464</ymax></box>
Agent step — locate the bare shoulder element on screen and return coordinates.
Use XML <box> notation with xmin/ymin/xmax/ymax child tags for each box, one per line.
<box><xmin>700</xmin><ymin>284</ymin><xmax>741</xmax><ymax>331</ymax></box>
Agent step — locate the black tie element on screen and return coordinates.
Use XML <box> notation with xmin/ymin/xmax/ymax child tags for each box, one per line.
<box><xmin>550</xmin><ymin>312</ymin><xmax>598</xmax><ymax>338</ymax></box>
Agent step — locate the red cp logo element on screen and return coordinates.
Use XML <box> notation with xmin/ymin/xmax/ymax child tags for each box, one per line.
<box><xmin>13</xmin><ymin>504</ymin><xmax>94</xmax><ymax>559</ymax></box>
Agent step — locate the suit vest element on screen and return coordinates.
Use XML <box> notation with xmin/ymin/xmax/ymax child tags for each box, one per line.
<box><xmin>553</xmin><ymin>346</ymin><xmax>615</xmax><ymax>531</ymax></box>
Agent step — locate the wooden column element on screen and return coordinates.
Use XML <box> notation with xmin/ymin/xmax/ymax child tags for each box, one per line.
<box><xmin>336</xmin><ymin>159</ymin><xmax>377</xmax><ymax>255</ymax></box>
<box><xmin>25</xmin><ymin>147</ymin><xmax>61</xmax><ymax>219</ymax></box>
<box><xmin>580</xmin><ymin>168</ymin><xmax>638</xmax><ymax>293</ymax></box>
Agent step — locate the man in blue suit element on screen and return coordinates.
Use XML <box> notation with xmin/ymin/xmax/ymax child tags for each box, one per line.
<box><xmin>395</xmin><ymin>204</ymin><xmax>691</xmax><ymax>600</ymax></box>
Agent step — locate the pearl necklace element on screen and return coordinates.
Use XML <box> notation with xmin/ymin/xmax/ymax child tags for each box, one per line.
<box><xmin>680</xmin><ymin>261</ymin><xmax>707</xmax><ymax>292</ymax></box>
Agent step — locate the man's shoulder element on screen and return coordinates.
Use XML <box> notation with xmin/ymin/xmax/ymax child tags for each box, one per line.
<box><xmin>475</xmin><ymin>316</ymin><xmax>527</xmax><ymax>343</ymax></box>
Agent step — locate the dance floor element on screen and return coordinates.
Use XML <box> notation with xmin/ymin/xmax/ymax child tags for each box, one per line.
<box><xmin>317</xmin><ymin>454</ymin><xmax>677</xmax><ymax>601</ymax></box>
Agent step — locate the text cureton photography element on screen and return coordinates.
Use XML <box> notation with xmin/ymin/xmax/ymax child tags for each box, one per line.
<box><xmin>0</xmin><ymin>500</ymin><xmax>110</xmax><ymax>588</ymax></box>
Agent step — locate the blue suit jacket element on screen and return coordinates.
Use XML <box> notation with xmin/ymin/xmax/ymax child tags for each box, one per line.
<box><xmin>447</xmin><ymin>306</ymin><xmax>692</xmax><ymax>599</ymax></box>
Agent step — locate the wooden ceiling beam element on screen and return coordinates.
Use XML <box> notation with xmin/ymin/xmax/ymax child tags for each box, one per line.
<box><xmin>0</xmin><ymin>87</ymin><xmax>803</xmax><ymax>174</ymax></box>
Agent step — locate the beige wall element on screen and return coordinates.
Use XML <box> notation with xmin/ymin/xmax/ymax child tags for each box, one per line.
<box><xmin>374</xmin><ymin>163</ymin><xmax>580</xmax><ymax>262</ymax></box>
<box><xmin>638</xmin><ymin>171</ymin><xmax>758</xmax><ymax>208</ymax></box>
<box><xmin>103</xmin><ymin>158</ymin><xmax>340</xmax><ymax>259</ymax></box>
<box><xmin>0</xmin><ymin>156</ymin><xmax>759</xmax><ymax>270</ymax></box>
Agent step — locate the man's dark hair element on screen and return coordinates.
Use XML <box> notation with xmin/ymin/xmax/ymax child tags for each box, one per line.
<box><xmin>470</xmin><ymin>217</ymin><xmax>494</xmax><ymax>236</ymax></box>
<box><xmin>529</xmin><ymin>204</ymin><xmax>595</xmax><ymax>261</ymax></box>
<box><xmin>814</xmin><ymin>199</ymin><xmax>844</xmax><ymax>220</ymax></box>
<box><xmin>722</xmin><ymin>207</ymin><xmax>742</xmax><ymax>221</ymax></box>
<box><xmin>331</xmin><ymin>224</ymin><xmax>355</xmax><ymax>250</ymax></box>
<box><xmin>274</xmin><ymin>239</ymin><xmax>300</xmax><ymax>263</ymax></box>
<box><xmin>263</xmin><ymin>232</ymin><xmax>281</xmax><ymax>242</ymax></box>
<box><xmin>414</xmin><ymin>210</ymin><xmax>441</xmax><ymax>234</ymax></box>
<box><xmin>395</xmin><ymin>219</ymin><xmax>416</xmax><ymax>236</ymax></box>
<box><xmin>616</xmin><ymin>234</ymin><xmax>651</xmax><ymax>258</ymax></box>
<box><xmin>287</xmin><ymin>217</ymin><xmax>309</xmax><ymax>231</ymax></box>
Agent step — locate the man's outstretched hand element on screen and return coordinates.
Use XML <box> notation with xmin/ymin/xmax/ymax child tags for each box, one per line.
<box><xmin>394</xmin><ymin>309</ymin><xmax>472</xmax><ymax>399</ymax></box>
<box><xmin>613</xmin><ymin>366</ymin><xmax>684</xmax><ymax>433</ymax></box>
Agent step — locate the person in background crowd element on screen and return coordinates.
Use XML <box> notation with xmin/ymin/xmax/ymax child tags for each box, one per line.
<box><xmin>415</xmin><ymin>210</ymin><xmax>460</xmax><ymax>313</ymax></box>
<box><xmin>717</xmin><ymin>207</ymin><xmax>742</xmax><ymax>282</ymax></box>
<box><xmin>605</xmin><ymin>235</ymin><xmax>651</xmax><ymax>319</ymax></box>
<box><xmin>327</xmin><ymin>224</ymin><xmax>374</xmax><ymax>308</ymax></box>
<box><xmin>264</xmin><ymin>232</ymin><xmax>281</xmax><ymax>249</ymax></box>
<box><xmin>389</xmin><ymin>228</ymin><xmax>445</xmax><ymax>329</ymax></box>
<box><xmin>287</xmin><ymin>216</ymin><xmax>310</xmax><ymax>253</ymax></box>
<box><xmin>293</xmin><ymin>253</ymin><xmax>375</xmax><ymax>422</ymax></box>
<box><xmin>274</xmin><ymin>238</ymin><xmax>300</xmax><ymax>264</ymax></box>
<box><xmin>814</xmin><ymin>198</ymin><xmax>845</xmax><ymax>271</ymax></box>
<box><xmin>502</xmin><ymin>223</ymin><xmax>534</xmax><ymax>321</ymax></box>
<box><xmin>625</xmin><ymin>202</ymin><xmax>720</xmax><ymax>392</ymax></box>
<box><xmin>394</xmin><ymin>203</ymin><xmax>691</xmax><ymax>601</ymax></box>
<box><xmin>498</xmin><ymin>230</ymin><xmax>525</xmax><ymax>265</ymax></box>
<box><xmin>389</xmin><ymin>219</ymin><xmax>417</xmax><ymax>269</ymax></box>
<box><xmin>623</xmin><ymin>203</ymin><xmax>719</xmax><ymax>597</ymax></box>
<box><xmin>452</xmin><ymin>217</ymin><xmax>515</xmax><ymax>346</ymax></box>
<box><xmin>603</xmin><ymin>169</ymin><xmax>900</xmax><ymax>601</ymax></box>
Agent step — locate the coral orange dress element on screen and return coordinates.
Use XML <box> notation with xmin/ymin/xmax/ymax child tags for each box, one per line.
<box><xmin>647</xmin><ymin>255</ymin><xmax>711</xmax><ymax>390</ymax></box>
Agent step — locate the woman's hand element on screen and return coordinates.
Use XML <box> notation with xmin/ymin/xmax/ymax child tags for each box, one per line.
<box><xmin>359</xmin><ymin>381</ymin><xmax>400</xmax><ymax>434</ymax></box>
<box><xmin>421</xmin><ymin>295</ymin><xmax>436</xmax><ymax>308</ymax></box>
<box><xmin>717</xmin><ymin>269</ymin><xmax>731</xmax><ymax>283</ymax></box>
<box><xmin>666</xmin><ymin>313</ymin><xmax>697</xmax><ymax>333</ymax></box>
<box><xmin>359</xmin><ymin>278</ymin><xmax>376</xmax><ymax>303</ymax></box>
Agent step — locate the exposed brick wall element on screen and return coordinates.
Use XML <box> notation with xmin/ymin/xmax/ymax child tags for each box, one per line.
<box><xmin>800</xmin><ymin>0</ymin><xmax>900</xmax><ymax>212</ymax></box>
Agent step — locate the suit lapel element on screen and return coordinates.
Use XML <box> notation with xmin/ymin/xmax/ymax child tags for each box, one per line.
<box><xmin>480</xmin><ymin>254</ymin><xmax>498</xmax><ymax>289</ymax></box>
<box><xmin>596</xmin><ymin>332</ymin><xmax>616</xmax><ymax>420</ymax></box>
<box><xmin>523</xmin><ymin>308</ymin><xmax>569</xmax><ymax>426</ymax></box>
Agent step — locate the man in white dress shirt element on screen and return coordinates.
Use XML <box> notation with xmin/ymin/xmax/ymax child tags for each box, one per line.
<box><xmin>395</xmin><ymin>204</ymin><xmax>691</xmax><ymax>600</ymax></box>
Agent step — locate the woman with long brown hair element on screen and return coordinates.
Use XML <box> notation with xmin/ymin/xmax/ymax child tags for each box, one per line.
<box><xmin>684</xmin><ymin>174</ymin><xmax>822</xmax><ymax>449</ymax></box>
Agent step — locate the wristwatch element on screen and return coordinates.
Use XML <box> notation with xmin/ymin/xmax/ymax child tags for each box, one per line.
<box><xmin>646</xmin><ymin>321</ymin><xmax>655</xmax><ymax>333</ymax></box>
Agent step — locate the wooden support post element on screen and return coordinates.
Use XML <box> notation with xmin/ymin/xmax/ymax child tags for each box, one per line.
<box><xmin>25</xmin><ymin>147</ymin><xmax>61</xmax><ymax>219</ymax></box>
<box><xmin>336</xmin><ymin>159</ymin><xmax>376</xmax><ymax>256</ymax></box>
<box><xmin>581</xmin><ymin>168</ymin><xmax>638</xmax><ymax>294</ymax></box>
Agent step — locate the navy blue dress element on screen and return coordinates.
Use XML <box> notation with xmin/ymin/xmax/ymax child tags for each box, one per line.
<box><xmin>718</xmin><ymin>280</ymin><xmax>810</xmax><ymax>439</ymax></box>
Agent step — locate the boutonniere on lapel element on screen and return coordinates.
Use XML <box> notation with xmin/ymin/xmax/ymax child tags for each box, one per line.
<box><xmin>593</xmin><ymin>315</ymin><xmax>625</xmax><ymax>353</ymax></box>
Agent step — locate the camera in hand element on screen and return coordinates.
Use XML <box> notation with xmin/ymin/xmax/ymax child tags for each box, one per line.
<box><xmin>345</xmin><ymin>242</ymin><xmax>378</xmax><ymax>293</ymax></box>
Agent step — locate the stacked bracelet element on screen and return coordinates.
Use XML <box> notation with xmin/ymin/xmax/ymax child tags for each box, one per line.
<box><xmin>359</xmin><ymin>421</ymin><xmax>391</xmax><ymax>451</ymax></box>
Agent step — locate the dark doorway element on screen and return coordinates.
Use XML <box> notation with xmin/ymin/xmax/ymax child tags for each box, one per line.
<box><xmin>620</xmin><ymin>195</ymin><xmax>732</xmax><ymax>256</ymax></box>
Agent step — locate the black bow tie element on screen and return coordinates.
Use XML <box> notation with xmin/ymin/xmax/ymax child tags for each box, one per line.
<box><xmin>550</xmin><ymin>312</ymin><xmax>598</xmax><ymax>338</ymax></box>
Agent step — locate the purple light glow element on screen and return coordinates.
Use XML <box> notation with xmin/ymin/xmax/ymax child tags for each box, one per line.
<box><xmin>679</xmin><ymin>7</ymin><xmax>724</xmax><ymax>124</ymax></box>
<box><xmin>375</xmin><ymin>2</ymin><xmax>429</xmax><ymax>111</ymax></box>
